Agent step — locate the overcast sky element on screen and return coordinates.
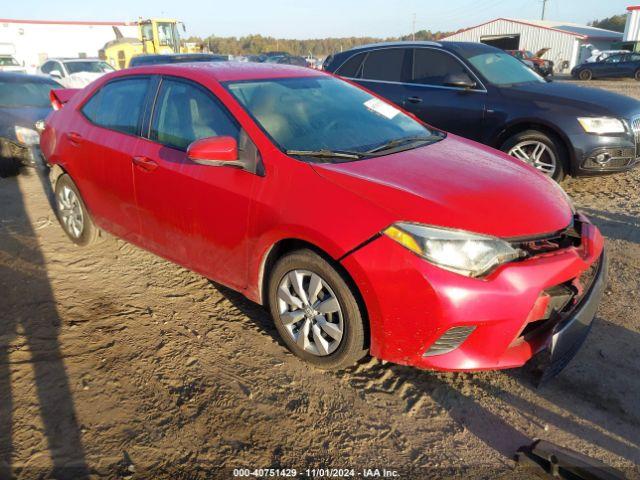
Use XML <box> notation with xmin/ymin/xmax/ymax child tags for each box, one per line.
<box><xmin>1</xmin><ymin>0</ymin><xmax>635</xmax><ymax>38</ymax></box>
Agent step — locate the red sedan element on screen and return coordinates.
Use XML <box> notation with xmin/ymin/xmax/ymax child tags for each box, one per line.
<box><xmin>40</xmin><ymin>62</ymin><xmax>606</xmax><ymax>379</ymax></box>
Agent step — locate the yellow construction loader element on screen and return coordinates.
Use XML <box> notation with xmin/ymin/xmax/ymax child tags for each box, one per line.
<box><xmin>100</xmin><ymin>18</ymin><xmax>186</xmax><ymax>69</ymax></box>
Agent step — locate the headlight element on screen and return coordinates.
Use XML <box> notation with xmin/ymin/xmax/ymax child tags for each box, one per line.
<box><xmin>14</xmin><ymin>126</ymin><xmax>40</xmax><ymax>146</ymax></box>
<box><xmin>383</xmin><ymin>223</ymin><xmax>524</xmax><ymax>278</ymax></box>
<box><xmin>577</xmin><ymin>117</ymin><xmax>626</xmax><ymax>134</ymax></box>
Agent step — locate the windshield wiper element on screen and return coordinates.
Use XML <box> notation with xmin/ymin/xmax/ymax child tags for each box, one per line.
<box><xmin>366</xmin><ymin>135</ymin><xmax>440</xmax><ymax>154</ymax></box>
<box><xmin>286</xmin><ymin>149</ymin><xmax>365</xmax><ymax>159</ymax></box>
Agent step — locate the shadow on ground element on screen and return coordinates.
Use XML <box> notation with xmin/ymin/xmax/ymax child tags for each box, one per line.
<box><xmin>0</xmin><ymin>165</ymin><xmax>88</xmax><ymax>478</ymax></box>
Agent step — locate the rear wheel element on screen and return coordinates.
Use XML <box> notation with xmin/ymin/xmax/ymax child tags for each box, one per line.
<box><xmin>579</xmin><ymin>69</ymin><xmax>593</xmax><ymax>81</ymax></box>
<box><xmin>54</xmin><ymin>174</ymin><xmax>100</xmax><ymax>246</ymax></box>
<box><xmin>502</xmin><ymin>130</ymin><xmax>567</xmax><ymax>182</ymax></box>
<box><xmin>635</xmin><ymin>69</ymin><xmax>640</xmax><ymax>81</ymax></box>
<box><xmin>268</xmin><ymin>249</ymin><xmax>367</xmax><ymax>369</ymax></box>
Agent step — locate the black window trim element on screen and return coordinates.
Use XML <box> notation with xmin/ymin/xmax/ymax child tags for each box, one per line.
<box><xmin>337</xmin><ymin>46</ymin><xmax>487</xmax><ymax>93</ymax></box>
<box><xmin>145</xmin><ymin>74</ymin><xmax>242</xmax><ymax>153</ymax></box>
<box><xmin>79</xmin><ymin>75</ymin><xmax>153</xmax><ymax>139</ymax></box>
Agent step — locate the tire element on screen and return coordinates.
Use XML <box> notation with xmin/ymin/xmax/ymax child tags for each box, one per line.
<box><xmin>635</xmin><ymin>69</ymin><xmax>640</xmax><ymax>81</ymax></box>
<box><xmin>54</xmin><ymin>174</ymin><xmax>101</xmax><ymax>246</ymax></box>
<box><xmin>579</xmin><ymin>69</ymin><xmax>592</xmax><ymax>81</ymax></box>
<box><xmin>501</xmin><ymin>129</ymin><xmax>567</xmax><ymax>182</ymax></box>
<box><xmin>268</xmin><ymin>249</ymin><xmax>367</xmax><ymax>370</ymax></box>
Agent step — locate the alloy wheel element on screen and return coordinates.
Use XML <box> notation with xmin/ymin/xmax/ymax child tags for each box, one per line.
<box><xmin>57</xmin><ymin>186</ymin><xmax>84</xmax><ymax>238</ymax></box>
<box><xmin>508</xmin><ymin>140</ymin><xmax>557</xmax><ymax>177</ymax></box>
<box><xmin>277</xmin><ymin>269</ymin><xmax>344</xmax><ymax>356</ymax></box>
<box><xmin>579</xmin><ymin>70</ymin><xmax>592</xmax><ymax>80</ymax></box>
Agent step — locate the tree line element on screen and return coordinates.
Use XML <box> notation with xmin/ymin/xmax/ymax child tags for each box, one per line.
<box><xmin>588</xmin><ymin>14</ymin><xmax>627</xmax><ymax>33</ymax></box>
<box><xmin>184</xmin><ymin>30</ymin><xmax>453</xmax><ymax>58</ymax></box>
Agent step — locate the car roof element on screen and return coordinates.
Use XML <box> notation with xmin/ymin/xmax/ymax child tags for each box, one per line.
<box><xmin>327</xmin><ymin>41</ymin><xmax>497</xmax><ymax>63</ymax></box>
<box><xmin>122</xmin><ymin>61</ymin><xmax>322</xmax><ymax>82</ymax></box>
<box><xmin>46</xmin><ymin>58</ymin><xmax>102</xmax><ymax>62</ymax></box>
<box><xmin>0</xmin><ymin>71</ymin><xmax>60</xmax><ymax>83</ymax></box>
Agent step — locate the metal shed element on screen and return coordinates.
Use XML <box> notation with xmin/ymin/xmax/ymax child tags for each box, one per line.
<box><xmin>443</xmin><ymin>18</ymin><xmax>623</xmax><ymax>73</ymax></box>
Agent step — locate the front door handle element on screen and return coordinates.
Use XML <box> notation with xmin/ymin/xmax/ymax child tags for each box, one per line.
<box><xmin>66</xmin><ymin>131</ymin><xmax>83</xmax><ymax>145</ymax></box>
<box><xmin>132</xmin><ymin>155</ymin><xmax>158</xmax><ymax>172</ymax></box>
<box><xmin>406</xmin><ymin>96</ymin><xmax>423</xmax><ymax>104</ymax></box>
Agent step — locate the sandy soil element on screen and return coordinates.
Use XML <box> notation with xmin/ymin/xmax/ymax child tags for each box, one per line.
<box><xmin>1</xmin><ymin>80</ymin><xmax>639</xmax><ymax>480</ymax></box>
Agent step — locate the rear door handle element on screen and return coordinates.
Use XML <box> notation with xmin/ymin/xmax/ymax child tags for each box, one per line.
<box><xmin>406</xmin><ymin>96</ymin><xmax>423</xmax><ymax>104</ymax></box>
<box><xmin>132</xmin><ymin>156</ymin><xmax>158</xmax><ymax>172</ymax></box>
<box><xmin>66</xmin><ymin>132</ymin><xmax>83</xmax><ymax>145</ymax></box>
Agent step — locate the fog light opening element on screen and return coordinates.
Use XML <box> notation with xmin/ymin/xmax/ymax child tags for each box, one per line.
<box><xmin>423</xmin><ymin>326</ymin><xmax>476</xmax><ymax>357</ymax></box>
<box><xmin>594</xmin><ymin>152</ymin><xmax>611</xmax><ymax>165</ymax></box>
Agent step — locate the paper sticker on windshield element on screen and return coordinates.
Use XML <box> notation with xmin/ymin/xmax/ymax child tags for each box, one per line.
<box><xmin>364</xmin><ymin>98</ymin><xmax>400</xmax><ymax>119</ymax></box>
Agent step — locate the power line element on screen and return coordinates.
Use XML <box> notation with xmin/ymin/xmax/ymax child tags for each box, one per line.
<box><xmin>541</xmin><ymin>0</ymin><xmax>549</xmax><ymax>20</ymax></box>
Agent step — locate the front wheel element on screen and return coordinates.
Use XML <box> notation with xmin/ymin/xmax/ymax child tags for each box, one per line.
<box><xmin>501</xmin><ymin>130</ymin><xmax>567</xmax><ymax>182</ymax></box>
<box><xmin>55</xmin><ymin>174</ymin><xmax>101</xmax><ymax>246</ymax></box>
<box><xmin>268</xmin><ymin>249</ymin><xmax>367</xmax><ymax>369</ymax></box>
<box><xmin>579</xmin><ymin>69</ymin><xmax>593</xmax><ymax>81</ymax></box>
<box><xmin>635</xmin><ymin>69</ymin><xmax>640</xmax><ymax>81</ymax></box>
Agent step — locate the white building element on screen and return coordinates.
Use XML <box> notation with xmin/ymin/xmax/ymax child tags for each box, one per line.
<box><xmin>443</xmin><ymin>18</ymin><xmax>623</xmax><ymax>73</ymax></box>
<box><xmin>0</xmin><ymin>18</ymin><xmax>139</xmax><ymax>72</ymax></box>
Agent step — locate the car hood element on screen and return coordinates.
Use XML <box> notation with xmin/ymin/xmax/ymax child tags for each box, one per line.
<box><xmin>311</xmin><ymin>135</ymin><xmax>572</xmax><ymax>239</ymax></box>
<box><xmin>0</xmin><ymin>106</ymin><xmax>51</xmax><ymax>140</ymax></box>
<box><xmin>498</xmin><ymin>81</ymin><xmax>640</xmax><ymax>118</ymax></box>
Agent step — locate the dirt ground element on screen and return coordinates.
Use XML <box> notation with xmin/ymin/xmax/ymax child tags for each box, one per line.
<box><xmin>1</xmin><ymin>79</ymin><xmax>639</xmax><ymax>480</ymax></box>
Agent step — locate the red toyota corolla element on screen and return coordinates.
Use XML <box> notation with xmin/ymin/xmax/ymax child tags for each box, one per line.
<box><xmin>40</xmin><ymin>63</ymin><xmax>606</xmax><ymax>380</ymax></box>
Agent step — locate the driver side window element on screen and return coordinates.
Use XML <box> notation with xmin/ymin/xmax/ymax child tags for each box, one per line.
<box><xmin>151</xmin><ymin>79</ymin><xmax>240</xmax><ymax>151</ymax></box>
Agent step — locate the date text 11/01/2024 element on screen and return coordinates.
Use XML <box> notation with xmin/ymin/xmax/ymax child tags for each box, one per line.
<box><xmin>232</xmin><ymin>468</ymin><xmax>400</xmax><ymax>477</ymax></box>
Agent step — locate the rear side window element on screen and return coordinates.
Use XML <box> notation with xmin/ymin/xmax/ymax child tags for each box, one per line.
<box><xmin>150</xmin><ymin>78</ymin><xmax>239</xmax><ymax>151</ymax></box>
<box><xmin>412</xmin><ymin>48</ymin><xmax>471</xmax><ymax>87</ymax></box>
<box><xmin>361</xmin><ymin>48</ymin><xmax>410</xmax><ymax>82</ymax></box>
<box><xmin>335</xmin><ymin>52</ymin><xmax>366</xmax><ymax>77</ymax></box>
<box><xmin>82</xmin><ymin>78</ymin><xmax>149</xmax><ymax>135</ymax></box>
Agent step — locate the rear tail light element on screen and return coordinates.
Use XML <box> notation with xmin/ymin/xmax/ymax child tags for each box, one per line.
<box><xmin>50</xmin><ymin>90</ymin><xmax>62</xmax><ymax>111</ymax></box>
<box><xmin>423</xmin><ymin>326</ymin><xmax>476</xmax><ymax>357</ymax></box>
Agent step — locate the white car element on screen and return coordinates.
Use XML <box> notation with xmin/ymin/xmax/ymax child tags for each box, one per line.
<box><xmin>0</xmin><ymin>55</ymin><xmax>25</xmax><ymax>73</ymax></box>
<box><xmin>585</xmin><ymin>50</ymin><xmax>629</xmax><ymax>63</ymax></box>
<box><xmin>38</xmin><ymin>58</ymin><xmax>115</xmax><ymax>88</ymax></box>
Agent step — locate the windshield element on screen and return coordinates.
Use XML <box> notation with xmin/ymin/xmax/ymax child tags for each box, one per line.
<box><xmin>0</xmin><ymin>57</ymin><xmax>20</xmax><ymax>66</ymax></box>
<box><xmin>225</xmin><ymin>76</ymin><xmax>439</xmax><ymax>158</ymax></box>
<box><xmin>64</xmin><ymin>61</ymin><xmax>114</xmax><ymax>74</ymax></box>
<box><xmin>465</xmin><ymin>52</ymin><xmax>544</xmax><ymax>85</ymax></box>
<box><xmin>0</xmin><ymin>80</ymin><xmax>57</xmax><ymax>107</ymax></box>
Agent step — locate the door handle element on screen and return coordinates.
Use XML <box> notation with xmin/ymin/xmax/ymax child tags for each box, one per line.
<box><xmin>66</xmin><ymin>131</ymin><xmax>83</xmax><ymax>145</ymax></box>
<box><xmin>406</xmin><ymin>96</ymin><xmax>423</xmax><ymax>104</ymax></box>
<box><xmin>132</xmin><ymin>155</ymin><xmax>158</xmax><ymax>172</ymax></box>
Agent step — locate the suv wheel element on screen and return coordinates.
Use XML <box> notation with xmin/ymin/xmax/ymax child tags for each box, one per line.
<box><xmin>502</xmin><ymin>130</ymin><xmax>567</xmax><ymax>182</ymax></box>
<box><xmin>579</xmin><ymin>69</ymin><xmax>593</xmax><ymax>81</ymax></box>
<box><xmin>55</xmin><ymin>174</ymin><xmax>101</xmax><ymax>246</ymax></box>
<box><xmin>268</xmin><ymin>249</ymin><xmax>367</xmax><ymax>369</ymax></box>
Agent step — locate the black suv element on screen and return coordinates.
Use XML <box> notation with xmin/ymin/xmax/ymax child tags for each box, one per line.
<box><xmin>324</xmin><ymin>41</ymin><xmax>640</xmax><ymax>181</ymax></box>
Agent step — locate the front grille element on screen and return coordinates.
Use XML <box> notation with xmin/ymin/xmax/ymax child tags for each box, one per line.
<box><xmin>511</xmin><ymin>217</ymin><xmax>582</xmax><ymax>257</ymax></box>
<box><xmin>632</xmin><ymin>117</ymin><xmax>640</xmax><ymax>157</ymax></box>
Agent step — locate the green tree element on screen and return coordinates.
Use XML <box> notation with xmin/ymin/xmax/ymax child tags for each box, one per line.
<box><xmin>588</xmin><ymin>14</ymin><xmax>627</xmax><ymax>33</ymax></box>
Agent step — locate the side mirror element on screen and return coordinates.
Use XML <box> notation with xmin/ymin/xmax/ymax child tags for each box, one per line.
<box><xmin>49</xmin><ymin>70</ymin><xmax>62</xmax><ymax>79</ymax></box>
<box><xmin>444</xmin><ymin>72</ymin><xmax>476</xmax><ymax>90</ymax></box>
<box><xmin>187</xmin><ymin>136</ymin><xmax>242</xmax><ymax>167</ymax></box>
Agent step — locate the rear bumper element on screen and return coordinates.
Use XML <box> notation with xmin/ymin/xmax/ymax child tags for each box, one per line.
<box><xmin>341</xmin><ymin>216</ymin><xmax>605</xmax><ymax>372</ymax></box>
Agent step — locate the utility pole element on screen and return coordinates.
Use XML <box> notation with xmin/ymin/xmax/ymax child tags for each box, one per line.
<box><xmin>541</xmin><ymin>0</ymin><xmax>548</xmax><ymax>20</ymax></box>
<box><xmin>412</xmin><ymin>13</ymin><xmax>416</xmax><ymax>41</ymax></box>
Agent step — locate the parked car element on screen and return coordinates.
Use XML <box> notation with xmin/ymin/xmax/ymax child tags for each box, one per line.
<box><xmin>41</xmin><ymin>63</ymin><xmax>606</xmax><ymax>379</ymax></box>
<box><xmin>572</xmin><ymin>52</ymin><xmax>640</xmax><ymax>81</ymax></box>
<box><xmin>38</xmin><ymin>58</ymin><xmax>115</xmax><ymax>88</ymax></box>
<box><xmin>507</xmin><ymin>49</ymin><xmax>554</xmax><ymax>77</ymax></box>
<box><xmin>584</xmin><ymin>49</ymin><xmax>629</xmax><ymax>63</ymax></box>
<box><xmin>264</xmin><ymin>55</ymin><xmax>307</xmax><ymax>67</ymax></box>
<box><xmin>0</xmin><ymin>72</ymin><xmax>58</xmax><ymax>168</ymax></box>
<box><xmin>129</xmin><ymin>53</ymin><xmax>229</xmax><ymax>68</ymax></box>
<box><xmin>324</xmin><ymin>41</ymin><xmax>640</xmax><ymax>181</ymax></box>
<box><xmin>0</xmin><ymin>54</ymin><xmax>25</xmax><ymax>73</ymax></box>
